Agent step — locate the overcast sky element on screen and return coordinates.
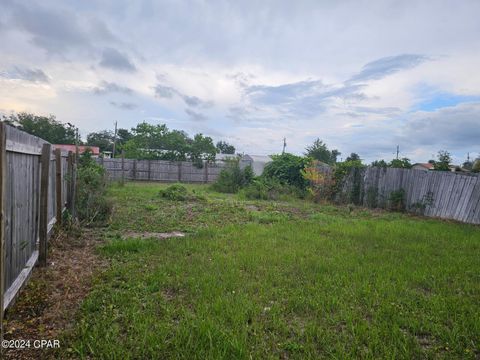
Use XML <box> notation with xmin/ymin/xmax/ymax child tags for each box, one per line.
<box><xmin>1</xmin><ymin>0</ymin><xmax>479</xmax><ymax>163</ymax></box>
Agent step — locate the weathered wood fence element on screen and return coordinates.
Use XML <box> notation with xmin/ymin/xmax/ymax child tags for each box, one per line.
<box><xmin>337</xmin><ymin>167</ymin><xmax>480</xmax><ymax>224</ymax></box>
<box><xmin>97</xmin><ymin>157</ymin><xmax>226</xmax><ymax>183</ymax></box>
<box><xmin>0</xmin><ymin>123</ymin><xmax>77</xmax><ymax>337</ymax></box>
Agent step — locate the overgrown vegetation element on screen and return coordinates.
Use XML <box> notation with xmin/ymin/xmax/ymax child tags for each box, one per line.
<box><xmin>159</xmin><ymin>184</ymin><xmax>204</xmax><ymax>201</ymax></box>
<box><xmin>388</xmin><ymin>188</ymin><xmax>406</xmax><ymax>212</ymax></box>
<box><xmin>211</xmin><ymin>158</ymin><xmax>254</xmax><ymax>193</ymax></box>
<box><xmin>262</xmin><ymin>153</ymin><xmax>310</xmax><ymax>190</ymax></box>
<box><xmin>68</xmin><ymin>182</ymin><xmax>480</xmax><ymax>359</ymax></box>
<box><xmin>331</xmin><ymin>159</ymin><xmax>365</xmax><ymax>204</ymax></box>
<box><xmin>410</xmin><ymin>191</ymin><xmax>435</xmax><ymax>215</ymax></box>
<box><xmin>240</xmin><ymin>178</ymin><xmax>300</xmax><ymax>201</ymax></box>
<box><xmin>76</xmin><ymin>150</ymin><xmax>111</xmax><ymax>226</ymax></box>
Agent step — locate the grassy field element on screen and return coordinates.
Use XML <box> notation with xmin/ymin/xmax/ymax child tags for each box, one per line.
<box><xmin>70</xmin><ymin>182</ymin><xmax>479</xmax><ymax>359</ymax></box>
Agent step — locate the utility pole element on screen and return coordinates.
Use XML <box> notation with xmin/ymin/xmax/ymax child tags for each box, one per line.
<box><xmin>396</xmin><ymin>145</ymin><xmax>399</xmax><ymax>160</ymax></box>
<box><xmin>112</xmin><ymin>121</ymin><xmax>118</xmax><ymax>158</ymax></box>
<box><xmin>282</xmin><ymin>137</ymin><xmax>287</xmax><ymax>154</ymax></box>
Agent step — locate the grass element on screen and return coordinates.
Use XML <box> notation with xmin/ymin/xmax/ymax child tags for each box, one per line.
<box><xmin>69</xmin><ymin>182</ymin><xmax>479</xmax><ymax>359</ymax></box>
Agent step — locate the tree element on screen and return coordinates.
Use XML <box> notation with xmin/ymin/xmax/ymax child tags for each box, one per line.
<box><xmin>116</xmin><ymin>128</ymin><xmax>133</xmax><ymax>147</ymax></box>
<box><xmin>87</xmin><ymin>130</ymin><xmax>114</xmax><ymax>152</ymax></box>
<box><xmin>389</xmin><ymin>157</ymin><xmax>412</xmax><ymax>169</ymax></box>
<box><xmin>188</xmin><ymin>133</ymin><xmax>217</xmax><ymax>167</ymax></box>
<box><xmin>462</xmin><ymin>160</ymin><xmax>473</xmax><ymax>170</ymax></box>
<box><xmin>304</xmin><ymin>138</ymin><xmax>340</xmax><ymax>165</ymax></box>
<box><xmin>3</xmin><ymin>112</ymin><xmax>76</xmax><ymax>144</ymax></box>
<box><xmin>433</xmin><ymin>150</ymin><xmax>452</xmax><ymax>171</ymax></box>
<box><xmin>371</xmin><ymin>159</ymin><xmax>388</xmax><ymax>168</ymax></box>
<box><xmin>216</xmin><ymin>141</ymin><xmax>235</xmax><ymax>154</ymax></box>
<box><xmin>472</xmin><ymin>159</ymin><xmax>480</xmax><ymax>173</ymax></box>
<box><xmin>123</xmin><ymin>122</ymin><xmax>172</xmax><ymax>159</ymax></box>
<box><xmin>345</xmin><ymin>153</ymin><xmax>361</xmax><ymax>162</ymax></box>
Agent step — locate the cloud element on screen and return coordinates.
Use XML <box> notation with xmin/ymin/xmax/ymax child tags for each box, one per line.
<box><xmin>154</xmin><ymin>83</ymin><xmax>213</xmax><ymax>108</ymax></box>
<box><xmin>400</xmin><ymin>102</ymin><xmax>480</xmax><ymax>149</ymax></box>
<box><xmin>154</xmin><ymin>84</ymin><xmax>176</xmax><ymax>99</ymax></box>
<box><xmin>93</xmin><ymin>81</ymin><xmax>133</xmax><ymax>95</ymax></box>
<box><xmin>109</xmin><ymin>101</ymin><xmax>138</xmax><ymax>110</ymax></box>
<box><xmin>185</xmin><ymin>108</ymin><xmax>207</xmax><ymax>121</ymax></box>
<box><xmin>349</xmin><ymin>54</ymin><xmax>429</xmax><ymax>82</ymax></box>
<box><xmin>0</xmin><ymin>66</ymin><xmax>49</xmax><ymax>83</ymax></box>
<box><xmin>99</xmin><ymin>47</ymin><xmax>136</xmax><ymax>72</ymax></box>
<box><xmin>5</xmin><ymin>1</ymin><xmax>90</xmax><ymax>54</ymax></box>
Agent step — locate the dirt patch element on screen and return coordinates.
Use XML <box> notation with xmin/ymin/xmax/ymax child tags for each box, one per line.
<box><xmin>123</xmin><ymin>231</ymin><xmax>185</xmax><ymax>240</ymax></box>
<box><xmin>2</xmin><ymin>228</ymin><xmax>108</xmax><ymax>360</ymax></box>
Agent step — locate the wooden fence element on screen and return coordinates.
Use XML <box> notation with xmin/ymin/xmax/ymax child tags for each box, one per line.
<box><xmin>0</xmin><ymin>123</ymin><xmax>77</xmax><ymax>337</ymax></box>
<box><xmin>98</xmin><ymin>157</ymin><xmax>227</xmax><ymax>183</ymax></box>
<box><xmin>337</xmin><ymin>167</ymin><xmax>480</xmax><ymax>225</ymax></box>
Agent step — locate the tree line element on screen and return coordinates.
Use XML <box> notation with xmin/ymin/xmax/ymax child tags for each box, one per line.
<box><xmin>2</xmin><ymin>112</ymin><xmax>478</xmax><ymax>172</ymax></box>
<box><xmin>304</xmin><ymin>137</ymin><xmax>479</xmax><ymax>172</ymax></box>
<box><xmin>2</xmin><ymin>112</ymin><xmax>236</xmax><ymax>167</ymax></box>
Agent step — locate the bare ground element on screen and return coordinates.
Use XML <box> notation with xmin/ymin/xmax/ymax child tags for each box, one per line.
<box><xmin>2</xmin><ymin>227</ymin><xmax>108</xmax><ymax>360</ymax></box>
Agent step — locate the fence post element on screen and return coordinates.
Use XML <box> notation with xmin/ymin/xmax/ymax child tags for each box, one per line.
<box><xmin>0</xmin><ymin>123</ymin><xmax>7</xmax><ymax>344</ymax></box>
<box><xmin>55</xmin><ymin>149</ymin><xmax>62</xmax><ymax>226</ymax></box>
<box><xmin>71</xmin><ymin>153</ymin><xmax>77</xmax><ymax>220</ymax></box>
<box><xmin>39</xmin><ymin>143</ymin><xmax>52</xmax><ymax>267</ymax></box>
<box><xmin>148</xmin><ymin>160</ymin><xmax>151</xmax><ymax>181</ymax></box>
<box><xmin>121</xmin><ymin>151</ymin><xmax>125</xmax><ymax>185</ymax></box>
<box><xmin>178</xmin><ymin>161</ymin><xmax>182</xmax><ymax>182</ymax></box>
<box><xmin>67</xmin><ymin>152</ymin><xmax>73</xmax><ymax>214</ymax></box>
<box><xmin>204</xmin><ymin>161</ymin><xmax>208</xmax><ymax>183</ymax></box>
<box><xmin>133</xmin><ymin>159</ymin><xmax>137</xmax><ymax>180</ymax></box>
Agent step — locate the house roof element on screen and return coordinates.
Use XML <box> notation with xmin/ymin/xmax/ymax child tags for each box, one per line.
<box><xmin>242</xmin><ymin>154</ymin><xmax>272</xmax><ymax>163</ymax></box>
<box><xmin>413</xmin><ymin>163</ymin><xmax>434</xmax><ymax>170</ymax></box>
<box><xmin>53</xmin><ymin>144</ymin><xmax>100</xmax><ymax>155</ymax></box>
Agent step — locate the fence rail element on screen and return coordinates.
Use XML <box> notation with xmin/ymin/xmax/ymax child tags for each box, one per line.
<box><xmin>0</xmin><ymin>123</ymin><xmax>77</xmax><ymax>338</ymax></box>
<box><xmin>98</xmin><ymin>157</ymin><xmax>226</xmax><ymax>183</ymax></box>
<box><xmin>338</xmin><ymin>167</ymin><xmax>480</xmax><ymax>225</ymax></box>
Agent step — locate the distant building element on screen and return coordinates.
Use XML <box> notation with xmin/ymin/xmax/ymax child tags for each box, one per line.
<box><xmin>240</xmin><ymin>154</ymin><xmax>273</xmax><ymax>176</ymax></box>
<box><xmin>53</xmin><ymin>144</ymin><xmax>100</xmax><ymax>157</ymax></box>
<box><xmin>215</xmin><ymin>153</ymin><xmax>239</xmax><ymax>161</ymax></box>
<box><xmin>412</xmin><ymin>163</ymin><xmax>434</xmax><ymax>171</ymax></box>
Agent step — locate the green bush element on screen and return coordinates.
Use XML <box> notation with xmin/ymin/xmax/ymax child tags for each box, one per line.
<box><xmin>159</xmin><ymin>184</ymin><xmax>189</xmax><ymax>201</ymax></box>
<box><xmin>241</xmin><ymin>178</ymin><xmax>300</xmax><ymax>200</ymax></box>
<box><xmin>262</xmin><ymin>153</ymin><xmax>310</xmax><ymax>190</ymax></box>
<box><xmin>389</xmin><ymin>188</ymin><xmax>406</xmax><ymax>212</ymax></box>
<box><xmin>76</xmin><ymin>150</ymin><xmax>112</xmax><ymax>226</ymax></box>
<box><xmin>211</xmin><ymin>159</ymin><xmax>254</xmax><ymax>193</ymax></box>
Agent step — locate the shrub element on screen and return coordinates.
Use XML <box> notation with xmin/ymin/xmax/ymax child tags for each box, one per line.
<box><xmin>211</xmin><ymin>159</ymin><xmax>254</xmax><ymax>193</ymax></box>
<box><xmin>332</xmin><ymin>160</ymin><xmax>365</xmax><ymax>204</ymax></box>
<box><xmin>302</xmin><ymin>161</ymin><xmax>335</xmax><ymax>202</ymax></box>
<box><xmin>241</xmin><ymin>178</ymin><xmax>299</xmax><ymax>200</ymax></box>
<box><xmin>76</xmin><ymin>150</ymin><xmax>112</xmax><ymax>226</ymax></box>
<box><xmin>388</xmin><ymin>188</ymin><xmax>406</xmax><ymax>212</ymax></box>
<box><xmin>262</xmin><ymin>153</ymin><xmax>310</xmax><ymax>190</ymax></box>
<box><xmin>159</xmin><ymin>184</ymin><xmax>189</xmax><ymax>201</ymax></box>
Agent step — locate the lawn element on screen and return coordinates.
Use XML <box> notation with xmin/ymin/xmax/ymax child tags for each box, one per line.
<box><xmin>69</xmin><ymin>182</ymin><xmax>479</xmax><ymax>359</ymax></box>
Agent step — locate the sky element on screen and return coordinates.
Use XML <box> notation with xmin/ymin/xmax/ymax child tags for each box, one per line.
<box><xmin>0</xmin><ymin>0</ymin><xmax>479</xmax><ymax>164</ymax></box>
